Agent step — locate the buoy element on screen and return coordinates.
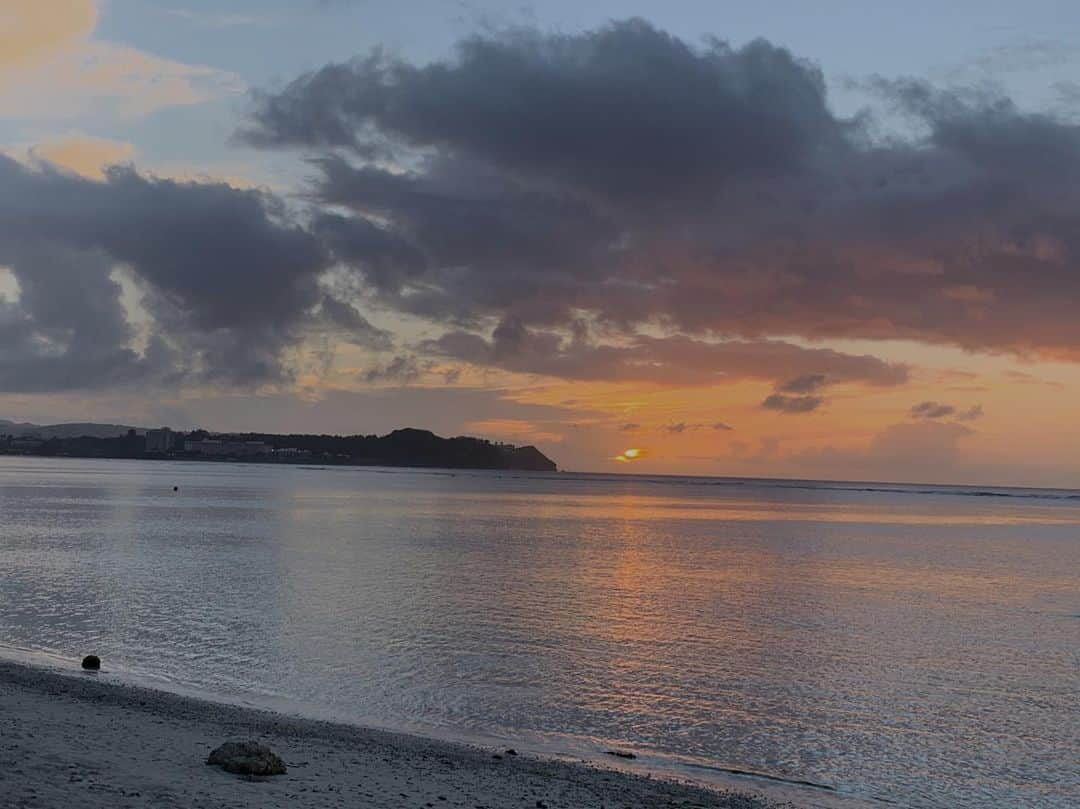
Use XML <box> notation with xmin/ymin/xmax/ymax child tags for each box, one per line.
<box><xmin>81</xmin><ymin>655</ymin><xmax>101</xmax><ymax>670</ymax></box>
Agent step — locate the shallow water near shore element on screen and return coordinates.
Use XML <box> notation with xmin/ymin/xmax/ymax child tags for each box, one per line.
<box><xmin>0</xmin><ymin>456</ymin><xmax>1076</xmax><ymax>808</ymax></box>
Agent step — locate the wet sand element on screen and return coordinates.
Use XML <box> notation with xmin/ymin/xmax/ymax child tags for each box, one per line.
<box><xmin>0</xmin><ymin>658</ymin><xmax>794</xmax><ymax>809</ymax></box>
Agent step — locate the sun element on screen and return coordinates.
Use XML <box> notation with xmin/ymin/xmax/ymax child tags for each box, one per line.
<box><xmin>614</xmin><ymin>448</ymin><xmax>646</xmax><ymax>462</ymax></box>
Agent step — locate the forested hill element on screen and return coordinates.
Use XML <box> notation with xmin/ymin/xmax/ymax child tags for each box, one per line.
<box><xmin>237</xmin><ymin>428</ymin><xmax>558</xmax><ymax>471</ymax></box>
<box><xmin>1</xmin><ymin>425</ymin><xmax>558</xmax><ymax>472</ymax></box>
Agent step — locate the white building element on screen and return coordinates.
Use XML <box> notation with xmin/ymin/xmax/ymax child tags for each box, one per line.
<box><xmin>184</xmin><ymin>439</ymin><xmax>271</xmax><ymax>457</ymax></box>
<box><xmin>145</xmin><ymin>428</ymin><xmax>175</xmax><ymax>453</ymax></box>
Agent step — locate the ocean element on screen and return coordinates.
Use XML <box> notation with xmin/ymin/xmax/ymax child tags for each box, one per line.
<box><xmin>0</xmin><ymin>456</ymin><xmax>1076</xmax><ymax>808</ymax></box>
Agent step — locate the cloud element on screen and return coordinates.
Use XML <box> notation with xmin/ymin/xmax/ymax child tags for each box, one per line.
<box><xmin>870</xmin><ymin>421</ymin><xmax>974</xmax><ymax>466</ymax></box>
<box><xmin>0</xmin><ymin>1</ymin><xmax>242</xmax><ymax>121</ymax></box>
<box><xmin>0</xmin><ymin>1</ymin><xmax>97</xmax><ymax>71</ymax></box>
<box><xmin>1003</xmin><ymin>370</ymin><xmax>1063</xmax><ymax>388</ymax></box>
<box><xmin>762</xmin><ymin>394</ymin><xmax>824</xmax><ymax>413</ymax></box>
<box><xmin>665</xmin><ymin>422</ymin><xmax>689</xmax><ymax>434</ymax></box>
<box><xmin>239</xmin><ymin>18</ymin><xmax>1080</xmax><ymax>371</ymax></box>
<box><xmin>778</xmin><ymin>373</ymin><xmax>829</xmax><ymax>394</ymax></box>
<box><xmin>910</xmin><ymin>400</ymin><xmax>956</xmax><ymax>419</ymax></box>
<box><xmin>422</xmin><ymin>319</ymin><xmax>909</xmax><ymax>387</ymax></box>
<box><xmin>910</xmin><ymin>400</ymin><xmax>983</xmax><ymax>421</ymax></box>
<box><xmin>6</xmin><ymin>134</ymin><xmax>135</xmax><ymax>179</ymax></box>
<box><xmin>712</xmin><ymin>422</ymin><xmax>734</xmax><ymax>431</ymax></box>
<box><xmin>361</xmin><ymin>354</ymin><xmax>422</xmax><ymax>384</ymax></box>
<box><xmin>956</xmin><ymin>404</ymin><xmax>984</xmax><ymax>422</ymax></box>
<box><xmin>243</xmin><ymin>20</ymin><xmax>843</xmax><ymax>201</ymax></box>
<box><xmin>618</xmin><ymin>422</ymin><xmax>642</xmax><ymax>433</ymax></box>
<box><xmin>790</xmin><ymin>420</ymin><xmax>976</xmax><ymax>483</ymax></box>
<box><xmin>0</xmin><ymin>154</ymin><xmax>337</xmax><ymax>391</ymax></box>
<box><xmin>11</xmin><ymin>13</ymin><xmax>1080</xmax><ymax>432</ymax></box>
<box><xmin>319</xmin><ymin>295</ymin><xmax>392</xmax><ymax>349</ymax></box>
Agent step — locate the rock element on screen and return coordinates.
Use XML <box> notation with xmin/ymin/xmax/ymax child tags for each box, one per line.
<box><xmin>206</xmin><ymin>741</ymin><xmax>286</xmax><ymax>776</ymax></box>
<box><xmin>505</xmin><ymin>748</ymin><xmax>518</xmax><ymax>756</ymax></box>
<box><xmin>81</xmin><ymin>655</ymin><xmax>101</xmax><ymax>670</ymax></box>
<box><xmin>604</xmin><ymin>750</ymin><xmax>637</xmax><ymax>759</ymax></box>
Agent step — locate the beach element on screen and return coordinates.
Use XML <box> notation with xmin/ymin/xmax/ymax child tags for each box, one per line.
<box><xmin>0</xmin><ymin>658</ymin><xmax>793</xmax><ymax>809</ymax></box>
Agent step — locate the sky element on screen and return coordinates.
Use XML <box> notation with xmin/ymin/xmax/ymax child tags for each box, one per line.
<box><xmin>4</xmin><ymin>1</ymin><xmax>1080</xmax><ymax>485</ymax></box>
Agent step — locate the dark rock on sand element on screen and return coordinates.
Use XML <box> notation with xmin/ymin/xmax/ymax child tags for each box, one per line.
<box><xmin>81</xmin><ymin>655</ymin><xmax>101</xmax><ymax>670</ymax></box>
<box><xmin>207</xmin><ymin>741</ymin><xmax>286</xmax><ymax>776</ymax></box>
<box><xmin>604</xmin><ymin>750</ymin><xmax>637</xmax><ymax>759</ymax></box>
<box><xmin>505</xmin><ymin>748</ymin><xmax>518</xmax><ymax>756</ymax></box>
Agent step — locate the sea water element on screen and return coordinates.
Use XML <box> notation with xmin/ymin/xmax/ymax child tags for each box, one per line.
<box><xmin>0</xmin><ymin>457</ymin><xmax>1076</xmax><ymax>808</ymax></box>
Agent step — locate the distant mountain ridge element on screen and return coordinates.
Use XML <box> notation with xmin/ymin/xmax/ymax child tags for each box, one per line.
<box><xmin>0</xmin><ymin>420</ymin><xmax>137</xmax><ymax>439</ymax></box>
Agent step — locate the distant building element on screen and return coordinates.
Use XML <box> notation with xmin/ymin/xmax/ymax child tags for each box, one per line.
<box><xmin>184</xmin><ymin>439</ymin><xmax>271</xmax><ymax>457</ymax></box>
<box><xmin>145</xmin><ymin>427</ymin><xmax>176</xmax><ymax>454</ymax></box>
<box><xmin>273</xmin><ymin>447</ymin><xmax>312</xmax><ymax>459</ymax></box>
<box><xmin>10</xmin><ymin>435</ymin><xmax>44</xmax><ymax>450</ymax></box>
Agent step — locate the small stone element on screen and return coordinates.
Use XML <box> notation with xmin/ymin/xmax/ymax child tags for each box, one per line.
<box><xmin>604</xmin><ymin>750</ymin><xmax>637</xmax><ymax>759</ymax></box>
<box><xmin>206</xmin><ymin>741</ymin><xmax>286</xmax><ymax>776</ymax></box>
<box><xmin>505</xmin><ymin>748</ymin><xmax>518</xmax><ymax>756</ymax></box>
<box><xmin>81</xmin><ymin>655</ymin><xmax>101</xmax><ymax>670</ymax></box>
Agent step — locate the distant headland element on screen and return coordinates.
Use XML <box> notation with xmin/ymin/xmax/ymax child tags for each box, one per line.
<box><xmin>0</xmin><ymin>421</ymin><xmax>557</xmax><ymax>473</ymax></box>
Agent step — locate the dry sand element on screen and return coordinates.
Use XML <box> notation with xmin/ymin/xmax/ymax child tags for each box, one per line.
<box><xmin>0</xmin><ymin>658</ymin><xmax>799</xmax><ymax>809</ymax></box>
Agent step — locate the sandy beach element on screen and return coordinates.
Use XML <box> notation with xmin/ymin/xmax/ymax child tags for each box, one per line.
<box><xmin>0</xmin><ymin>658</ymin><xmax>798</xmax><ymax>809</ymax></box>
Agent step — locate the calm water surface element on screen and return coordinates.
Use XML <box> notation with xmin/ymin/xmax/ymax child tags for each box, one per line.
<box><xmin>0</xmin><ymin>457</ymin><xmax>1076</xmax><ymax>808</ymax></box>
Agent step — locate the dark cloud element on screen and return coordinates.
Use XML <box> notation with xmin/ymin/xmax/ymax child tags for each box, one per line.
<box><xmin>665</xmin><ymin>422</ymin><xmax>690</xmax><ymax>434</ymax></box>
<box><xmin>421</xmin><ymin>319</ymin><xmax>909</xmax><ymax>387</ymax></box>
<box><xmin>319</xmin><ymin>295</ymin><xmax>393</xmax><ymax>349</ymax></box>
<box><xmin>0</xmin><ymin>155</ymin><xmax>338</xmax><ymax>391</ymax></box>
<box><xmin>911</xmin><ymin>400</ymin><xmax>956</xmax><ymax>419</ymax></box>
<box><xmin>242</xmin><ymin>19</ymin><xmax>845</xmax><ymax>201</ymax></box>
<box><xmin>762</xmin><ymin>394</ymin><xmax>824</xmax><ymax>413</ymax></box>
<box><xmin>240</xmin><ymin>18</ymin><xmax>1080</xmax><ymax>374</ymax></box>
<box><xmin>712</xmin><ymin>422</ymin><xmax>734</xmax><ymax>431</ymax></box>
<box><xmin>12</xmin><ymin>17</ymin><xmax>1080</xmax><ymax>404</ymax></box>
<box><xmin>361</xmin><ymin>354</ymin><xmax>423</xmax><ymax>383</ymax></box>
<box><xmin>956</xmin><ymin>404</ymin><xmax>984</xmax><ymax>421</ymax></box>
<box><xmin>619</xmin><ymin>422</ymin><xmax>642</xmax><ymax>433</ymax></box>
<box><xmin>313</xmin><ymin>211</ymin><xmax>428</xmax><ymax>294</ymax></box>
<box><xmin>778</xmin><ymin>373</ymin><xmax>829</xmax><ymax>394</ymax></box>
<box><xmin>910</xmin><ymin>400</ymin><xmax>983</xmax><ymax>421</ymax></box>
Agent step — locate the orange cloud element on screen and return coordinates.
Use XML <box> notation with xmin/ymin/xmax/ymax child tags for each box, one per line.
<box><xmin>21</xmin><ymin>134</ymin><xmax>134</xmax><ymax>179</ymax></box>
<box><xmin>0</xmin><ymin>1</ymin><xmax>242</xmax><ymax>120</ymax></box>
<box><xmin>0</xmin><ymin>1</ymin><xmax>97</xmax><ymax>71</ymax></box>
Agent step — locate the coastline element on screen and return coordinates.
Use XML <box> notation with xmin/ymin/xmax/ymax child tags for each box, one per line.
<box><xmin>0</xmin><ymin>656</ymin><xmax>811</xmax><ymax>809</ymax></box>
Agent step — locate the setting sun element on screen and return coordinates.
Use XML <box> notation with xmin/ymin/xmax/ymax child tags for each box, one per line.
<box><xmin>614</xmin><ymin>448</ymin><xmax>646</xmax><ymax>462</ymax></box>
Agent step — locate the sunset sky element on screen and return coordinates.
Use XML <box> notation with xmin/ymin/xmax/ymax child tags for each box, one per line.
<box><xmin>4</xmin><ymin>0</ymin><xmax>1080</xmax><ymax>484</ymax></box>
